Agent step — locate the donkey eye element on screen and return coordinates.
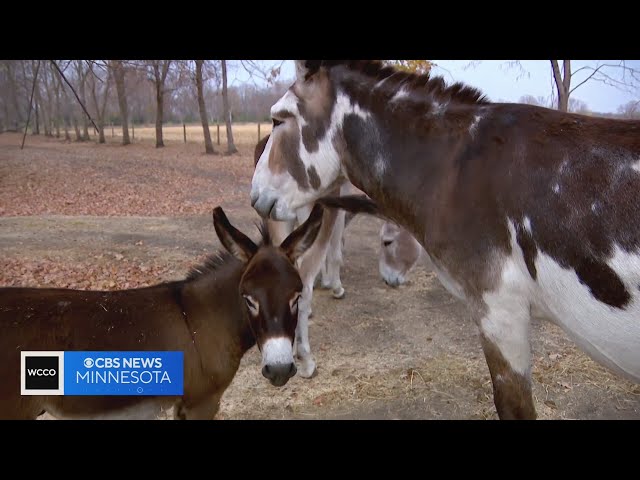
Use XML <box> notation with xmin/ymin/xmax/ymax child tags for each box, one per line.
<box><xmin>272</xmin><ymin>118</ymin><xmax>284</xmax><ymax>128</ymax></box>
<box><xmin>243</xmin><ymin>295</ymin><xmax>259</xmax><ymax>316</ymax></box>
<box><xmin>383</xmin><ymin>240</ymin><xmax>393</xmax><ymax>247</ymax></box>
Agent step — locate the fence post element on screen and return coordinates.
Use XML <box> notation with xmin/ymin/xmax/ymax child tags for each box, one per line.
<box><xmin>217</xmin><ymin>122</ymin><xmax>220</xmax><ymax>145</ymax></box>
<box><xmin>111</xmin><ymin>123</ymin><xmax>114</xmax><ymax>137</ymax></box>
<box><xmin>183</xmin><ymin>123</ymin><xmax>187</xmax><ymax>143</ymax></box>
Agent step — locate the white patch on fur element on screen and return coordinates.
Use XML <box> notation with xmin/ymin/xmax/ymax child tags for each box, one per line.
<box><xmin>591</xmin><ymin>201</ymin><xmax>599</xmax><ymax>213</ymax></box>
<box><xmin>532</xmin><ymin>244</ymin><xmax>640</xmax><ymax>382</ymax></box>
<box><xmin>553</xmin><ymin>183</ymin><xmax>560</xmax><ymax>194</ymax></box>
<box><xmin>469</xmin><ymin>115</ymin><xmax>483</xmax><ymax>135</ymax></box>
<box><xmin>481</xmin><ymin>221</ymin><xmax>535</xmax><ymax>377</ymax></box>
<box><xmin>391</xmin><ymin>87</ymin><xmax>409</xmax><ymax>102</ymax></box>
<box><xmin>486</xmin><ymin>219</ymin><xmax>640</xmax><ymax>382</ymax></box>
<box><xmin>374</xmin><ymin>153</ymin><xmax>388</xmax><ymax>177</ymax></box>
<box><xmin>270</xmin><ymin>90</ymin><xmax>298</xmax><ymax>119</ymax></box>
<box><xmin>558</xmin><ymin>158</ymin><xmax>569</xmax><ymax>175</ymax></box>
<box><xmin>632</xmin><ymin>159</ymin><xmax>640</xmax><ymax>173</ymax></box>
<box><xmin>523</xmin><ymin>216</ymin><xmax>532</xmax><ymax>234</ymax></box>
<box><xmin>432</xmin><ymin>101</ymin><xmax>448</xmax><ymax>116</ymax></box>
<box><xmin>262</xmin><ymin>336</ymin><xmax>294</xmax><ymax>367</ymax></box>
<box><xmin>251</xmin><ymin>90</ymin><xmax>372</xmax><ymax>221</ymax></box>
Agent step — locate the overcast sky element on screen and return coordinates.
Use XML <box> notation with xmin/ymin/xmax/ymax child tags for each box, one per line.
<box><xmin>230</xmin><ymin>60</ymin><xmax>640</xmax><ymax>114</ymax></box>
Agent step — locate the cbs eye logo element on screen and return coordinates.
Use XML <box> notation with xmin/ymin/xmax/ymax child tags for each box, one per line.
<box><xmin>21</xmin><ymin>351</ymin><xmax>65</xmax><ymax>395</ymax></box>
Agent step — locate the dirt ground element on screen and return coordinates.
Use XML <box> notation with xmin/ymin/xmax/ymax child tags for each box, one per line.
<box><xmin>1</xmin><ymin>132</ymin><xmax>639</xmax><ymax>420</ymax></box>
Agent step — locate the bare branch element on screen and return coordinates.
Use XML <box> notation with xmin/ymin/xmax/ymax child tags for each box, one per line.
<box><xmin>50</xmin><ymin>60</ymin><xmax>99</xmax><ymax>133</ymax></box>
<box><xmin>569</xmin><ymin>63</ymin><xmax>607</xmax><ymax>94</ymax></box>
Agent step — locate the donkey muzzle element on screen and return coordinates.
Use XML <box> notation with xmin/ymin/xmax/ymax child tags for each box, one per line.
<box><xmin>262</xmin><ymin>363</ymin><xmax>297</xmax><ymax>387</ymax></box>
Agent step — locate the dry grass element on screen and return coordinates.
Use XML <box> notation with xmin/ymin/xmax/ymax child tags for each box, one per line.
<box><xmin>109</xmin><ymin>122</ymin><xmax>273</xmax><ymax>146</ymax></box>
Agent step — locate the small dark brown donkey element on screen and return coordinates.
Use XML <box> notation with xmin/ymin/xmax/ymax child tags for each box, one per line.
<box><xmin>0</xmin><ymin>205</ymin><xmax>324</xmax><ymax>420</ymax></box>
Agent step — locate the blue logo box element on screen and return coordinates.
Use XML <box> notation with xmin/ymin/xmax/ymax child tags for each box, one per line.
<box><xmin>63</xmin><ymin>351</ymin><xmax>184</xmax><ymax>396</ymax></box>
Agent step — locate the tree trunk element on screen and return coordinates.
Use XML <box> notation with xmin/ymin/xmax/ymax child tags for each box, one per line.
<box><xmin>551</xmin><ymin>60</ymin><xmax>571</xmax><ymax>112</ymax></box>
<box><xmin>88</xmin><ymin>64</ymin><xmax>111</xmax><ymax>145</ymax></box>
<box><xmin>72</xmin><ymin>115</ymin><xmax>81</xmax><ymax>141</ymax></box>
<box><xmin>151</xmin><ymin>61</ymin><xmax>171</xmax><ymax>149</ymax></box>
<box><xmin>53</xmin><ymin>66</ymin><xmax>71</xmax><ymax>141</ymax></box>
<box><xmin>63</xmin><ymin>115</ymin><xmax>70</xmax><ymax>141</ymax></box>
<box><xmin>98</xmin><ymin>120</ymin><xmax>106</xmax><ymax>143</ymax></box>
<box><xmin>195</xmin><ymin>60</ymin><xmax>216</xmax><ymax>154</ymax></box>
<box><xmin>111</xmin><ymin>60</ymin><xmax>130</xmax><ymax>145</ymax></box>
<box><xmin>53</xmin><ymin>70</ymin><xmax>61</xmax><ymax>138</ymax></box>
<box><xmin>42</xmin><ymin>73</ymin><xmax>52</xmax><ymax>137</ymax></box>
<box><xmin>155</xmin><ymin>76</ymin><xmax>164</xmax><ymax>148</ymax></box>
<box><xmin>33</xmin><ymin>101</ymin><xmax>39</xmax><ymax>135</ymax></box>
<box><xmin>221</xmin><ymin>60</ymin><xmax>237</xmax><ymax>154</ymax></box>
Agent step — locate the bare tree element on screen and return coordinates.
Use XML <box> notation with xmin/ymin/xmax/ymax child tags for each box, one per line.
<box><xmin>147</xmin><ymin>60</ymin><xmax>172</xmax><ymax>148</ymax></box>
<box><xmin>518</xmin><ymin>95</ymin><xmax>543</xmax><ymax>106</ymax></box>
<box><xmin>550</xmin><ymin>61</ymin><xmax>572</xmax><ymax>112</ymax></box>
<box><xmin>73</xmin><ymin>61</ymin><xmax>91</xmax><ymax>140</ymax></box>
<box><xmin>551</xmin><ymin>60</ymin><xmax>640</xmax><ymax>112</ymax></box>
<box><xmin>52</xmin><ymin>68</ymin><xmax>70</xmax><ymax>141</ymax></box>
<box><xmin>195</xmin><ymin>60</ymin><xmax>216</xmax><ymax>154</ymax></box>
<box><xmin>110</xmin><ymin>60</ymin><xmax>130</xmax><ymax>145</ymax></box>
<box><xmin>87</xmin><ymin>62</ymin><xmax>111</xmax><ymax>144</ymax></box>
<box><xmin>617</xmin><ymin>100</ymin><xmax>640</xmax><ymax>119</ymax></box>
<box><xmin>2</xmin><ymin>61</ymin><xmax>25</xmax><ymax>128</ymax></box>
<box><xmin>40</xmin><ymin>63</ymin><xmax>56</xmax><ymax>137</ymax></box>
<box><xmin>568</xmin><ymin>98</ymin><xmax>590</xmax><ymax>115</ymax></box>
<box><xmin>220</xmin><ymin>60</ymin><xmax>237</xmax><ymax>154</ymax></box>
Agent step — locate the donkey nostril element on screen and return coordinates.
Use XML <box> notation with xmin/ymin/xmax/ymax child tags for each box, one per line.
<box><xmin>289</xmin><ymin>363</ymin><xmax>297</xmax><ymax>377</ymax></box>
<box><xmin>262</xmin><ymin>365</ymin><xmax>271</xmax><ymax>378</ymax></box>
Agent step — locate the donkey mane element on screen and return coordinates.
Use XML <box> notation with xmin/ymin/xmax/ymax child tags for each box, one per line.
<box><xmin>185</xmin><ymin>220</ymin><xmax>272</xmax><ymax>281</ymax></box>
<box><xmin>305</xmin><ymin>60</ymin><xmax>490</xmax><ymax>105</ymax></box>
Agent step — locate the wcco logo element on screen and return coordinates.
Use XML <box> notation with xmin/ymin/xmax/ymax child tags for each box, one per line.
<box><xmin>21</xmin><ymin>351</ymin><xmax>65</xmax><ymax>395</ymax></box>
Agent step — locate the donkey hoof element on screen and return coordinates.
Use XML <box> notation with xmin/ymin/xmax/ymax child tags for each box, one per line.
<box><xmin>332</xmin><ymin>287</ymin><xmax>345</xmax><ymax>299</ymax></box>
<box><xmin>297</xmin><ymin>359</ymin><xmax>317</xmax><ymax>379</ymax></box>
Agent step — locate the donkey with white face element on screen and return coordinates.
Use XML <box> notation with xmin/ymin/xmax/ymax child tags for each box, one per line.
<box><xmin>251</xmin><ymin>60</ymin><xmax>640</xmax><ymax>420</ymax></box>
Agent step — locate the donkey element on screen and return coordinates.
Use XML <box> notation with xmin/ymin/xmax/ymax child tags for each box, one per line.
<box><xmin>0</xmin><ymin>204</ymin><xmax>324</xmax><ymax>419</ymax></box>
<box><xmin>379</xmin><ymin>221</ymin><xmax>423</xmax><ymax>288</ymax></box>
<box><xmin>253</xmin><ymin>135</ymin><xmax>353</xmax><ymax>379</ymax></box>
<box><xmin>250</xmin><ymin>60</ymin><xmax>640</xmax><ymax>420</ymax></box>
<box><xmin>254</xmin><ymin>135</ymin><xmax>419</xmax><ymax>377</ymax></box>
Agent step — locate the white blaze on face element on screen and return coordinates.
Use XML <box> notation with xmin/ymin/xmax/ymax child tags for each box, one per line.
<box><xmin>261</xmin><ymin>336</ymin><xmax>294</xmax><ymax>368</ymax></box>
<box><xmin>251</xmin><ymin>90</ymin><xmax>372</xmax><ymax>221</ymax></box>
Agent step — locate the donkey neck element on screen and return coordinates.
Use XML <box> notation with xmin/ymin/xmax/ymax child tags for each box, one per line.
<box><xmin>333</xmin><ymin>69</ymin><xmax>490</xmax><ymax>243</ymax></box>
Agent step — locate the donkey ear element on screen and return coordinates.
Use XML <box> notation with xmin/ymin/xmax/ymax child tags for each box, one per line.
<box><xmin>280</xmin><ymin>203</ymin><xmax>324</xmax><ymax>263</ymax></box>
<box><xmin>294</xmin><ymin>60</ymin><xmax>322</xmax><ymax>81</ymax></box>
<box><xmin>212</xmin><ymin>207</ymin><xmax>258</xmax><ymax>263</ymax></box>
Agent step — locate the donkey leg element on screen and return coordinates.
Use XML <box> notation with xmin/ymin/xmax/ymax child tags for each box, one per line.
<box><xmin>477</xmin><ymin>297</ymin><xmax>536</xmax><ymax>420</ymax></box>
<box><xmin>294</xmin><ymin>281</ymin><xmax>317</xmax><ymax>378</ymax></box>
<box><xmin>321</xmin><ymin>209</ymin><xmax>346</xmax><ymax>299</ymax></box>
